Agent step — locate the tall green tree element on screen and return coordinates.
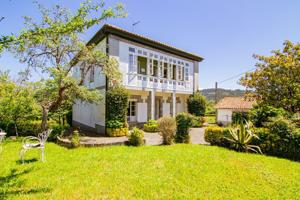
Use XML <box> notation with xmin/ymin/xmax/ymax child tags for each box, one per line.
<box><xmin>187</xmin><ymin>91</ymin><xmax>207</xmax><ymax>116</ymax></box>
<box><xmin>0</xmin><ymin>72</ymin><xmax>39</xmax><ymax>135</ymax></box>
<box><xmin>240</xmin><ymin>41</ymin><xmax>300</xmax><ymax>113</ymax></box>
<box><xmin>1</xmin><ymin>1</ymin><xmax>125</xmax><ymax>130</ymax></box>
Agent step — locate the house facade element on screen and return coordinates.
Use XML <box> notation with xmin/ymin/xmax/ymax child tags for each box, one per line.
<box><xmin>215</xmin><ymin>97</ymin><xmax>255</xmax><ymax>125</ymax></box>
<box><xmin>72</xmin><ymin>24</ymin><xmax>203</xmax><ymax>134</ymax></box>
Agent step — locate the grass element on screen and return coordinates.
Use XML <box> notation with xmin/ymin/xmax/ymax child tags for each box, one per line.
<box><xmin>1</xmin><ymin>140</ymin><xmax>300</xmax><ymax>200</ymax></box>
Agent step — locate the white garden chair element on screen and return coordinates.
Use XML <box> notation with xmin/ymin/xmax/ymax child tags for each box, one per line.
<box><xmin>20</xmin><ymin>129</ymin><xmax>52</xmax><ymax>163</ymax></box>
<box><xmin>0</xmin><ymin>129</ymin><xmax>6</xmax><ymax>154</ymax></box>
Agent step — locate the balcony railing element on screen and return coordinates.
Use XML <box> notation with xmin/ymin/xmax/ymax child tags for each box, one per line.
<box><xmin>126</xmin><ymin>73</ymin><xmax>192</xmax><ymax>93</ymax></box>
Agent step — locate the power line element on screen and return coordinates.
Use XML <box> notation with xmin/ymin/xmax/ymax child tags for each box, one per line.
<box><xmin>218</xmin><ymin>67</ymin><xmax>256</xmax><ymax>84</ymax></box>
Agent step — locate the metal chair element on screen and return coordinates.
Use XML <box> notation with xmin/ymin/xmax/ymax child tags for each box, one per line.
<box><xmin>0</xmin><ymin>129</ymin><xmax>6</xmax><ymax>154</ymax></box>
<box><xmin>20</xmin><ymin>129</ymin><xmax>52</xmax><ymax>163</ymax></box>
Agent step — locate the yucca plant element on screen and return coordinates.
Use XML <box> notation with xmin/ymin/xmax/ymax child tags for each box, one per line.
<box><xmin>225</xmin><ymin>120</ymin><xmax>262</xmax><ymax>154</ymax></box>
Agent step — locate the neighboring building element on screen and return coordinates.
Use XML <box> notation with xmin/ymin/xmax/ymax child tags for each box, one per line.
<box><xmin>72</xmin><ymin>24</ymin><xmax>203</xmax><ymax>134</ymax></box>
<box><xmin>215</xmin><ymin>97</ymin><xmax>255</xmax><ymax>125</ymax></box>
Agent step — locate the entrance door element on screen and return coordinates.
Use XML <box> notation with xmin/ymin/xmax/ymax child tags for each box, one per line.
<box><xmin>155</xmin><ymin>98</ymin><xmax>162</xmax><ymax>120</ymax></box>
<box><xmin>127</xmin><ymin>101</ymin><xmax>137</xmax><ymax>122</ymax></box>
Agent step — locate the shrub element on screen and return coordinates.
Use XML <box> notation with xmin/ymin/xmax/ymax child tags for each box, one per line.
<box><xmin>225</xmin><ymin>121</ymin><xmax>262</xmax><ymax>153</ymax></box>
<box><xmin>249</xmin><ymin>105</ymin><xmax>286</xmax><ymax>127</ymax></box>
<box><xmin>143</xmin><ymin>120</ymin><xmax>159</xmax><ymax>132</ymax></box>
<box><xmin>128</xmin><ymin>127</ymin><xmax>144</xmax><ymax>146</ymax></box>
<box><xmin>252</xmin><ymin>118</ymin><xmax>300</xmax><ymax>161</ymax></box>
<box><xmin>157</xmin><ymin>116</ymin><xmax>176</xmax><ymax>145</ymax></box>
<box><xmin>106</xmin><ymin>120</ymin><xmax>128</xmax><ymax>137</ymax></box>
<box><xmin>232</xmin><ymin>112</ymin><xmax>249</xmax><ymax>125</ymax></box>
<box><xmin>291</xmin><ymin>113</ymin><xmax>300</xmax><ymax>128</ymax></box>
<box><xmin>204</xmin><ymin>126</ymin><xmax>230</xmax><ymax>147</ymax></box>
<box><xmin>191</xmin><ymin>116</ymin><xmax>205</xmax><ymax>127</ymax></box>
<box><xmin>106</xmin><ymin>86</ymin><xmax>129</xmax><ymax>123</ymax></box>
<box><xmin>106</xmin><ymin>120</ymin><xmax>123</xmax><ymax>129</ymax></box>
<box><xmin>187</xmin><ymin>91</ymin><xmax>207</xmax><ymax>117</ymax></box>
<box><xmin>48</xmin><ymin>124</ymin><xmax>69</xmax><ymax>142</ymax></box>
<box><xmin>175</xmin><ymin>113</ymin><xmax>193</xmax><ymax>143</ymax></box>
<box><xmin>106</xmin><ymin>127</ymin><xmax>128</xmax><ymax>137</ymax></box>
<box><xmin>71</xmin><ymin>130</ymin><xmax>80</xmax><ymax>148</ymax></box>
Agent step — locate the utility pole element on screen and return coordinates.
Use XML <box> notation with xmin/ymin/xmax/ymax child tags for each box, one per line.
<box><xmin>215</xmin><ymin>82</ymin><xmax>218</xmax><ymax>104</ymax></box>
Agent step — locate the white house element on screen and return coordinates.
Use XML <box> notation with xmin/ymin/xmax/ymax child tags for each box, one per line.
<box><xmin>72</xmin><ymin>24</ymin><xmax>203</xmax><ymax>134</ymax></box>
<box><xmin>215</xmin><ymin>97</ymin><xmax>255</xmax><ymax>125</ymax></box>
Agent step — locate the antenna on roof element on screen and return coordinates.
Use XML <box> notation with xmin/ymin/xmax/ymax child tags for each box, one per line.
<box><xmin>0</xmin><ymin>17</ymin><xmax>4</xmax><ymax>23</ymax></box>
<box><xmin>132</xmin><ymin>21</ymin><xmax>140</xmax><ymax>32</ymax></box>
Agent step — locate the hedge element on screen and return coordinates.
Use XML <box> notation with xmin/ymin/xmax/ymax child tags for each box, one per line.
<box><xmin>175</xmin><ymin>113</ymin><xmax>193</xmax><ymax>143</ymax></box>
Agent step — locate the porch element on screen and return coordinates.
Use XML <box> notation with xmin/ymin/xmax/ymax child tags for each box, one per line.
<box><xmin>126</xmin><ymin>89</ymin><xmax>189</xmax><ymax>124</ymax></box>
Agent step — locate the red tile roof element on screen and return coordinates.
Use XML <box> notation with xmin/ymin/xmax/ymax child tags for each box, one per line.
<box><xmin>215</xmin><ymin>97</ymin><xmax>255</xmax><ymax>110</ymax></box>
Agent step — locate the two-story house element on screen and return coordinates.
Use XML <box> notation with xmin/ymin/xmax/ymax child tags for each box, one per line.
<box><xmin>72</xmin><ymin>24</ymin><xmax>203</xmax><ymax>134</ymax></box>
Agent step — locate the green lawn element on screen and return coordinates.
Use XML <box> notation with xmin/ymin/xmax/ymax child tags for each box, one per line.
<box><xmin>1</xmin><ymin>140</ymin><xmax>300</xmax><ymax>200</ymax></box>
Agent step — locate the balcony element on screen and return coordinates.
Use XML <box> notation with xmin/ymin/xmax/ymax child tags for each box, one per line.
<box><xmin>126</xmin><ymin>73</ymin><xmax>193</xmax><ymax>93</ymax></box>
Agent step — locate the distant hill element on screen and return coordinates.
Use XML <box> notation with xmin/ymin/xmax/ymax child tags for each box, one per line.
<box><xmin>201</xmin><ymin>88</ymin><xmax>245</xmax><ymax>102</ymax></box>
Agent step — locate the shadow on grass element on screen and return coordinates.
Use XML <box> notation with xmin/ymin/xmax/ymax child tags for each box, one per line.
<box><xmin>16</xmin><ymin>158</ymin><xmax>38</xmax><ymax>165</ymax></box>
<box><xmin>0</xmin><ymin>168</ymin><xmax>51</xmax><ymax>200</ymax></box>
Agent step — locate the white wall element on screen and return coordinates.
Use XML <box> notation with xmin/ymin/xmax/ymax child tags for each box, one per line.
<box><xmin>217</xmin><ymin>109</ymin><xmax>233</xmax><ymax>124</ymax></box>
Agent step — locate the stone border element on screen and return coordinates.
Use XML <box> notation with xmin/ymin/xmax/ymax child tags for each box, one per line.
<box><xmin>57</xmin><ymin>137</ymin><xmax>128</xmax><ymax>148</ymax></box>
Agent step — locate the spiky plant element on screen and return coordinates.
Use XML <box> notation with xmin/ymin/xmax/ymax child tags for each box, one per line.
<box><xmin>225</xmin><ymin>120</ymin><xmax>262</xmax><ymax>154</ymax></box>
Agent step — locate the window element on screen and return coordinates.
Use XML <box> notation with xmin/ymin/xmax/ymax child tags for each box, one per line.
<box><xmin>178</xmin><ymin>66</ymin><xmax>182</xmax><ymax>80</ymax></box>
<box><xmin>159</xmin><ymin>61</ymin><xmax>164</xmax><ymax>77</ymax></box>
<box><xmin>153</xmin><ymin>60</ymin><xmax>158</xmax><ymax>76</ymax></box>
<box><xmin>168</xmin><ymin>63</ymin><xmax>173</xmax><ymax>79</ymax></box>
<box><xmin>129</xmin><ymin>47</ymin><xmax>135</xmax><ymax>53</ymax></box>
<box><xmin>163</xmin><ymin>62</ymin><xmax>168</xmax><ymax>78</ymax></box>
<box><xmin>149</xmin><ymin>59</ymin><xmax>153</xmax><ymax>75</ymax></box>
<box><xmin>90</xmin><ymin>66</ymin><xmax>95</xmax><ymax>82</ymax></box>
<box><xmin>184</xmin><ymin>67</ymin><xmax>189</xmax><ymax>81</ymax></box>
<box><xmin>173</xmin><ymin>65</ymin><xmax>176</xmax><ymax>80</ymax></box>
<box><xmin>137</xmin><ymin>56</ymin><xmax>147</xmax><ymax>75</ymax></box>
<box><xmin>129</xmin><ymin>54</ymin><xmax>136</xmax><ymax>72</ymax></box>
<box><xmin>127</xmin><ymin>101</ymin><xmax>137</xmax><ymax>122</ymax></box>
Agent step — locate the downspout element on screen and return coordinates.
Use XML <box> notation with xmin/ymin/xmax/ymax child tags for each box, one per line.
<box><xmin>105</xmin><ymin>34</ymin><xmax>109</xmax><ymax>136</ymax></box>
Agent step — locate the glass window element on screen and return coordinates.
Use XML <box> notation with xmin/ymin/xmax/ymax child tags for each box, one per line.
<box><xmin>137</xmin><ymin>56</ymin><xmax>147</xmax><ymax>75</ymax></box>
<box><xmin>129</xmin><ymin>47</ymin><xmax>135</xmax><ymax>53</ymax></box>
<box><xmin>185</xmin><ymin>67</ymin><xmax>189</xmax><ymax>81</ymax></box>
<box><xmin>129</xmin><ymin>54</ymin><xmax>134</xmax><ymax>72</ymax></box>
<box><xmin>163</xmin><ymin>62</ymin><xmax>168</xmax><ymax>78</ymax></box>
<box><xmin>90</xmin><ymin>66</ymin><xmax>94</xmax><ymax>82</ymax></box>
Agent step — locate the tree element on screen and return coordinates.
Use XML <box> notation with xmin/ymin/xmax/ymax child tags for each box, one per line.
<box><xmin>0</xmin><ymin>71</ymin><xmax>39</xmax><ymax>135</ymax></box>
<box><xmin>187</xmin><ymin>91</ymin><xmax>207</xmax><ymax>116</ymax></box>
<box><xmin>240</xmin><ymin>41</ymin><xmax>300</xmax><ymax>113</ymax></box>
<box><xmin>1</xmin><ymin>1</ymin><xmax>125</xmax><ymax>130</ymax></box>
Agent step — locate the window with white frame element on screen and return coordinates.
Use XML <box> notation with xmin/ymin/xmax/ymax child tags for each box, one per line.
<box><xmin>90</xmin><ymin>66</ymin><xmax>95</xmax><ymax>82</ymax></box>
<box><xmin>178</xmin><ymin>65</ymin><xmax>182</xmax><ymax>80</ymax></box>
<box><xmin>149</xmin><ymin>58</ymin><xmax>153</xmax><ymax>75</ymax></box>
<box><xmin>184</xmin><ymin>67</ymin><xmax>189</xmax><ymax>81</ymax></box>
<box><xmin>129</xmin><ymin>54</ymin><xmax>136</xmax><ymax>73</ymax></box>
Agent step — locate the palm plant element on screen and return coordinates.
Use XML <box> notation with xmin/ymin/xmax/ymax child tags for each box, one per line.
<box><xmin>225</xmin><ymin>120</ymin><xmax>262</xmax><ymax>154</ymax></box>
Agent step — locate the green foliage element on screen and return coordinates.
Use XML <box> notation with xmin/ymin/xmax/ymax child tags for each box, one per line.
<box><xmin>252</xmin><ymin>118</ymin><xmax>300</xmax><ymax>161</ymax></box>
<box><xmin>157</xmin><ymin>116</ymin><xmax>176</xmax><ymax>145</ymax></box>
<box><xmin>0</xmin><ymin>1</ymin><xmax>126</xmax><ymax>130</ymax></box>
<box><xmin>225</xmin><ymin>121</ymin><xmax>262</xmax><ymax>154</ymax></box>
<box><xmin>175</xmin><ymin>113</ymin><xmax>193</xmax><ymax>143</ymax></box>
<box><xmin>128</xmin><ymin>127</ymin><xmax>144</xmax><ymax>146</ymax></box>
<box><xmin>187</xmin><ymin>91</ymin><xmax>207</xmax><ymax>117</ymax></box>
<box><xmin>204</xmin><ymin>126</ymin><xmax>230</xmax><ymax>147</ymax></box>
<box><xmin>143</xmin><ymin>120</ymin><xmax>159</xmax><ymax>132</ymax></box>
<box><xmin>106</xmin><ymin>86</ymin><xmax>129</xmax><ymax>123</ymax></box>
<box><xmin>0</xmin><ymin>73</ymin><xmax>40</xmax><ymax>136</ymax></box>
<box><xmin>48</xmin><ymin>124</ymin><xmax>69</xmax><ymax>142</ymax></box>
<box><xmin>205</xmin><ymin>100</ymin><xmax>216</xmax><ymax>115</ymax></box>
<box><xmin>106</xmin><ymin>128</ymin><xmax>128</xmax><ymax>137</ymax></box>
<box><xmin>106</xmin><ymin>120</ymin><xmax>123</xmax><ymax>129</ymax></box>
<box><xmin>240</xmin><ymin>40</ymin><xmax>300</xmax><ymax>113</ymax></box>
<box><xmin>232</xmin><ymin>112</ymin><xmax>249</xmax><ymax>125</ymax></box>
<box><xmin>249</xmin><ymin>105</ymin><xmax>286</xmax><ymax>127</ymax></box>
<box><xmin>71</xmin><ymin>130</ymin><xmax>80</xmax><ymax>148</ymax></box>
<box><xmin>291</xmin><ymin>112</ymin><xmax>300</xmax><ymax>128</ymax></box>
<box><xmin>191</xmin><ymin>116</ymin><xmax>205</xmax><ymax>127</ymax></box>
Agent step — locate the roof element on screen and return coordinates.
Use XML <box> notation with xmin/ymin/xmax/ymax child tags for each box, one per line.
<box><xmin>215</xmin><ymin>97</ymin><xmax>255</xmax><ymax>110</ymax></box>
<box><xmin>87</xmin><ymin>24</ymin><xmax>203</xmax><ymax>62</ymax></box>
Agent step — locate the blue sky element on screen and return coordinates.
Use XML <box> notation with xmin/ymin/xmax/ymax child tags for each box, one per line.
<box><xmin>1</xmin><ymin>0</ymin><xmax>300</xmax><ymax>89</ymax></box>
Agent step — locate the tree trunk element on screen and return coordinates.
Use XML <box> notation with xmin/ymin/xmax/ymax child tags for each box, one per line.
<box><xmin>41</xmin><ymin>107</ymin><xmax>49</xmax><ymax>131</ymax></box>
